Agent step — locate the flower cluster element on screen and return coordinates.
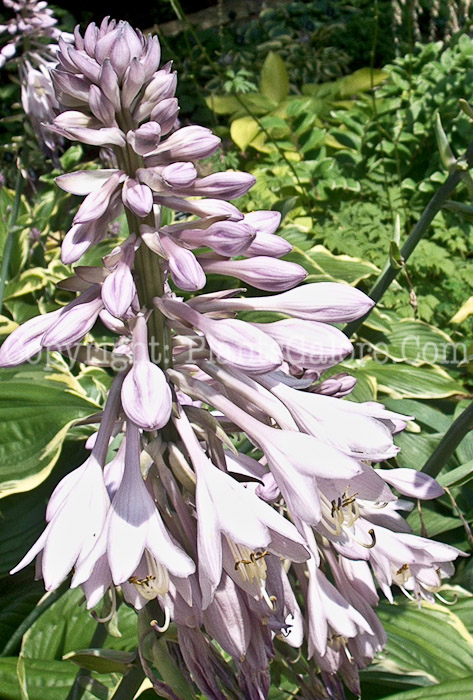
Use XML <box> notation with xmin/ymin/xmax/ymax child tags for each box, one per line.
<box><xmin>0</xmin><ymin>0</ymin><xmax>71</xmax><ymax>157</ymax></box>
<box><xmin>0</xmin><ymin>19</ymin><xmax>463</xmax><ymax>699</ymax></box>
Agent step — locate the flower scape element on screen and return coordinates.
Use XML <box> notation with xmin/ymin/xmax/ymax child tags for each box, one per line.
<box><xmin>0</xmin><ymin>16</ymin><xmax>464</xmax><ymax>700</ymax></box>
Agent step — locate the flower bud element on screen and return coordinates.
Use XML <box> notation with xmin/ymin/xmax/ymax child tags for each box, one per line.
<box><xmin>121</xmin><ymin>58</ymin><xmax>146</xmax><ymax>109</ymax></box>
<box><xmin>0</xmin><ymin>309</ymin><xmax>61</xmax><ymax>367</ymax></box>
<box><xmin>74</xmin><ymin>171</ymin><xmax>124</xmax><ymax>224</ymax></box>
<box><xmin>251</xmin><ymin>319</ymin><xmax>353</xmax><ymax>369</ymax></box>
<box><xmin>101</xmin><ymin>242</ymin><xmax>136</xmax><ymax>318</ymax></box>
<box><xmin>148</xmin><ymin>125</ymin><xmax>220</xmax><ymax>163</ymax></box>
<box><xmin>150</xmin><ymin>97</ymin><xmax>179</xmax><ymax>135</ymax></box>
<box><xmin>243</xmin><ymin>210</ymin><xmax>281</xmax><ymax>235</ymax></box>
<box><xmin>199</xmin><ymin>256</ymin><xmax>307</xmax><ymax>292</ymax></box>
<box><xmin>121</xmin><ymin>178</ymin><xmax>153</xmax><ymax>217</ymax></box>
<box><xmin>41</xmin><ymin>285</ymin><xmax>104</xmax><ymax>350</ymax></box>
<box><xmin>242</xmin><ymin>231</ymin><xmax>292</xmax><ymax>258</ymax></box>
<box><xmin>121</xmin><ymin>316</ymin><xmax>172</xmax><ymax>430</ymax></box>
<box><xmin>172</xmin><ymin>220</ymin><xmax>254</xmax><ymax>257</ymax></box>
<box><xmin>311</xmin><ymin>373</ymin><xmax>357</xmax><ymax>398</ymax></box>
<box><xmin>127</xmin><ymin>122</ymin><xmax>161</xmax><ymax>156</ymax></box>
<box><xmin>188</xmin><ymin>172</ymin><xmax>256</xmax><ymax>200</ymax></box>
<box><xmin>161</xmin><ymin>236</ymin><xmax>206</xmax><ymax>291</ymax></box>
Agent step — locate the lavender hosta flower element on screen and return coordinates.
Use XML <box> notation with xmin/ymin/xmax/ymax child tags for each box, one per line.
<box><xmin>190</xmin><ymin>280</ymin><xmax>375</xmax><ymax>322</ymax></box>
<box><xmin>160</xmin><ymin>235</ymin><xmax>206</xmax><ymax>292</ymax></box>
<box><xmin>199</xmin><ymin>256</ymin><xmax>307</xmax><ymax>292</ymax></box>
<box><xmin>101</xmin><ymin>237</ymin><xmax>137</xmax><ymax>318</ymax></box>
<box><xmin>376</xmin><ymin>468</ymin><xmax>444</xmax><ymax>499</ymax></box>
<box><xmin>165</xmin><ymin>219</ymin><xmax>256</xmax><ymax>257</ymax></box>
<box><xmin>157</xmin><ymin>297</ymin><xmax>283</xmax><ymax>374</ymax></box>
<box><xmin>0</xmin><ymin>307</ymin><xmax>61</xmax><ymax>366</ymax></box>
<box><xmin>305</xmin><ymin>559</ymin><xmax>373</xmax><ymax>659</ymax></box>
<box><xmin>121</xmin><ymin>315</ymin><xmax>172</xmax><ymax>431</ymax></box>
<box><xmin>0</xmin><ymin>0</ymin><xmax>66</xmax><ymax>68</ymax></box>
<box><xmin>238</xmin><ymin>210</ymin><xmax>294</xmax><ymax>258</ymax></box>
<box><xmin>41</xmin><ymin>284</ymin><xmax>104</xmax><ymax>350</ymax></box>
<box><xmin>251</xmin><ymin>319</ymin><xmax>353</xmax><ymax>371</ymax></box>
<box><xmin>73</xmin><ymin>420</ymin><xmax>195</xmax><ymax>589</ymax></box>
<box><xmin>4</xmin><ymin>16</ymin><xmax>465</xmax><ymax>699</ymax></box>
<box><xmin>174</xmin><ymin>411</ymin><xmax>309</xmax><ymax>608</ymax></box>
<box><xmin>144</xmin><ymin>125</ymin><xmax>220</xmax><ymax>163</ymax></box>
<box><xmin>177</xmin><ymin>626</ymin><xmax>228</xmax><ymax>700</ymax></box>
<box><xmin>20</xmin><ymin>59</ymin><xmax>62</xmax><ymax>157</ymax></box>
<box><xmin>258</xmin><ymin>375</ymin><xmax>405</xmax><ymax>461</ymax></box>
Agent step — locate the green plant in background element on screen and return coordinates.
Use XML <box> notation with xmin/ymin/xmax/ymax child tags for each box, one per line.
<box><xmin>206</xmin><ymin>50</ymin><xmax>388</xmax><ymax>153</ymax></box>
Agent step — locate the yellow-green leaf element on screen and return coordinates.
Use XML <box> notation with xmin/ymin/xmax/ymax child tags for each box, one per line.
<box><xmin>259</xmin><ymin>51</ymin><xmax>289</xmax><ymax>104</ymax></box>
<box><xmin>205</xmin><ymin>94</ymin><xmax>241</xmax><ymax>115</ymax></box>
<box><xmin>230</xmin><ymin>116</ymin><xmax>261</xmax><ymax>151</ymax></box>
<box><xmin>451</xmin><ymin>295</ymin><xmax>473</xmax><ymax>323</ymax></box>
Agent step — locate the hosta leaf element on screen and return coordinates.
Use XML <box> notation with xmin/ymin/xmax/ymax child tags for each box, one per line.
<box><xmin>3</xmin><ymin>268</ymin><xmax>50</xmax><ymax>301</ymax></box>
<box><xmin>382</xmin><ymin>677</ymin><xmax>473</xmax><ymax>700</ymax></box>
<box><xmin>362</xmin><ymin>319</ymin><xmax>457</xmax><ymax>366</ymax></box>
<box><xmin>0</xmin><ymin>362</ymin><xmax>99</xmax><ymax>498</ymax></box>
<box><xmin>357</xmin><ymin>361</ymin><xmax>465</xmax><ymax>399</ymax></box>
<box><xmin>0</xmin><ymin>571</ymin><xmax>45</xmax><ymax>654</ymax></box>
<box><xmin>373</xmin><ymin>600</ymin><xmax>473</xmax><ymax>683</ymax></box>
<box><xmin>286</xmin><ymin>245</ymin><xmax>379</xmax><ymax>284</ymax></box>
<box><xmin>0</xmin><ymin>657</ymin><xmax>118</xmax><ymax>700</ymax></box>
<box><xmin>407</xmin><ymin>503</ymin><xmax>461</xmax><ymax>537</ymax></box>
<box><xmin>439</xmin><ymin>461</ymin><xmax>473</xmax><ymax>488</ymax></box>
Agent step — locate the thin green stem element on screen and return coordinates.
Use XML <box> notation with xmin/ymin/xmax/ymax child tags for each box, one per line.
<box><xmin>0</xmin><ymin>580</ymin><xmax>69</xmax><ymax>657</ymax></box>
<box><xmin>422</xmin><ymin>400</ymin><xmax>473</xmax><ymax>478</ymax></box>
<box><xmin>344</xmin><ymin>139</ymin><xmax>473</xmax><ymax>338</ymax></box>
<box><xmin>0</xmin><ymin>168</ymin><xmax>24</xmax><ymax>314</ymax></box>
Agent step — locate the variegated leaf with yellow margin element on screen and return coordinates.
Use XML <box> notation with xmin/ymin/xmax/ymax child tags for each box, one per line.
<box><xmin>0</xmin><ymin>357</ymin><xmax>100</xmax><ymax>498</ymax></box>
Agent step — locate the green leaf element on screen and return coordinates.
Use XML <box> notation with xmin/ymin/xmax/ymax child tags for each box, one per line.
<box><xmin>0</xmin><ymin>657</ymin><xmax>118</xmax><ymax>700</ymax></box>
<box><xmin>60</xmin><ymin>145</ymin><xmax>84</xmax><ymax>171</ymax></box>
<box><xmin>363</xmin><ymin>320</ymin><xmax>459</xmax><ymax>367</ymax></box>
<box><xmin>230</xmin><ymin>116</ymin><xmax>261</xmax><ymax>151</ymax></box>
<box><xmin>63</xmin><ymin>649</ymin><xmax>136</xmax><ymax>674</ymax></box>
<box><xmin>373</xmin><ymin>600</ymin><xmax>473</xmax><ymax>684</ymax></box>
<box><xmin>287</xmin><ymin>245</ymin><xmax>379</xmax><ymax>285</ymax></box>
<box><xmin>438</xmin><ymin>460</ymin><xmax>473</xmax><ymax>488</ymax></box>
<box><xmin>3</xmin><ymin>269</ymin><xmax>49</xmax><ymax>301</ymax></box>
<box><xmin>0</xmin><ymin>572</ymin><xmax>45</xmax><ymax>654</ymax></box>
<box><xmin>259</xmin><ymin>52</ymin><xmax>288</xmax><ymax>105</ymax></box>
<box><xmin>0</xmin><ymin>362</ymin><xmax>99</xmax><ymax>497</ymax></box>
<box><xmin>204</xmin><ymin>94</ymin><xmax>241</xmax><ymax>115</ymax></box>
<box><xmin>21</xmin><ymin>589</ymin><xmax>97</xmax><ymax>662</ymax></box>
<box><xmin>357</xmin><ymin>361</ymin><xmax>465</xmax><ymax>399</ymax></box>
<box><xmin>336</xmin><ymin>68</ymin><xmax>389</xmax><ymax>97</ymax></box>
<box><xmin>382</xmin><ymin>677</ymin><xmax>473</xmax><ymax>700</ymax></box>
<box><xmin>407</xmin><ymin>503</ymin><xmax>460</xmax><ymax>537</ymax></box>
